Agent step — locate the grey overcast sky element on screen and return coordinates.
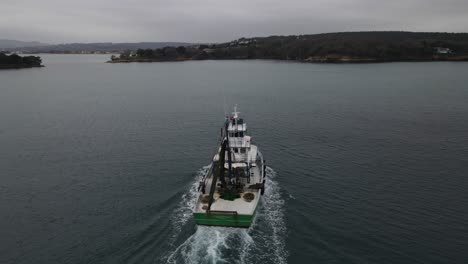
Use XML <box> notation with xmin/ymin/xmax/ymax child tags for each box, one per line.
<box><xmin>1</xmin><ymin>0</ymin><xmax>467</xmax><ymax>43</ymax></box>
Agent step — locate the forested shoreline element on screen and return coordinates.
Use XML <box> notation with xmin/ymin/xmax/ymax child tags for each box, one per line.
<box><xmin>110</xmin><ymin>31</ymin><xmax>468</xmax><ymax>63</ymax></box>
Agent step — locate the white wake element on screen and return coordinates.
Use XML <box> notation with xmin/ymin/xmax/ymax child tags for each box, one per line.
<box><xmin>162</xmin><ymin>166</ymin><xmax>288</xmax><ymax>264</ymax></box>
<box><xmin>168</xmin><ymin>165</ymin><xmax>210</xmax><ymax>241</ymax></box>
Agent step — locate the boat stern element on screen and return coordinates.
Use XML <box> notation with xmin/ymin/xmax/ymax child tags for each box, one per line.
<box><xmin>193</xmin><ymin>211</ymin><xmax>254</xmax><ymax>228</ymax></box>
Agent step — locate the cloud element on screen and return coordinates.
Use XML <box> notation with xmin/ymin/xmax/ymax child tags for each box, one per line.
<box><xmin>1</xmin><ymin>0</ymin><xmax>467</xmax><ymax>43</ymax></box>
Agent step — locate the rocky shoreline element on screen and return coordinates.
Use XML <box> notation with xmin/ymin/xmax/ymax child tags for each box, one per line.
<box><xmin>108</xmin><ymin>55</ymin><xmax>468</xmax><ymax>64</ymax></box>
<box><xmin>0</xmin><ymin>64</ymin><xmax>44</xmax><ymax>69</ymax></box>
<box><xmin>107</xmin><ymin>58</ymin><xmax>191</xmax><ymax>63</ymax></box>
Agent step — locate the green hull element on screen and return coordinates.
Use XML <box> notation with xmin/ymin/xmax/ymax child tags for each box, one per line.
<box><xmin>193</xmin><ymin>212</ymin><xmax>254</xmax><ymax>228</ymax></box>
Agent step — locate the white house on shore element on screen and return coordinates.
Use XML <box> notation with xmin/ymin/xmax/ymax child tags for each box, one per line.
<box><xmin>434</xmin><ymin>47</ymin><xmax>452</xmax><ymax>54</ymax></box>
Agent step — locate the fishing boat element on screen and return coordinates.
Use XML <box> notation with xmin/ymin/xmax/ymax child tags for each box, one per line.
<box><xmin>193</xmin><ymin>106</ymin><xmax>265</xmax><ymax>228</ymax></box>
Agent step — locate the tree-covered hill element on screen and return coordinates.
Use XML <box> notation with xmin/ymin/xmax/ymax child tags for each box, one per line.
<box><xmin>0</xmin><ymin>53</ymin><xmax>43</xmax><ymax>69</ymax></box>
<box><xmin>111</xmin><ymin>31</ymin><xmax>468</xmax><ymax>63</ymax></box>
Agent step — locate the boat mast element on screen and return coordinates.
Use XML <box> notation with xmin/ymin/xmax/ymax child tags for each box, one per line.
<box><xmin>231</xmin><ymin>105</ymin><xmax>240</xmax><ymax>183</ymax></box>
<box><xmin>225</xmin><ymin>119</ymin><xmax>233</xmax><ymax>182</ymax></box>
<box><xmin>207</xmin><ymin>138</ymin><xmax>227</xmax><ymax>211</ymax></box>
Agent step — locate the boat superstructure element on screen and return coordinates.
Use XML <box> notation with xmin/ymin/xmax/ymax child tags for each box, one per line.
<box><xmin>193</xmin><ymin>106</ymin><xmax>265</xmax><ymax>227</ymax></box>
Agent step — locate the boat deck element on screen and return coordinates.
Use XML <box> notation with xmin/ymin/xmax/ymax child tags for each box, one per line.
<box><xmin>195</xmin><ymin>165</ymin><xmax>262</xmax><ymax>215</ymax></box>
<box><xmin>196</xmin><ymin>190</ymin><xmax>260</xmax><ymax>215</ymax></box>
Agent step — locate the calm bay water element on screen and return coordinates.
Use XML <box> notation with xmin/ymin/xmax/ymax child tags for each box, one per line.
<box><xmin>1</xmin><ymin>55</ymin><xmax>467</xmax><ymax>264</ymax></box>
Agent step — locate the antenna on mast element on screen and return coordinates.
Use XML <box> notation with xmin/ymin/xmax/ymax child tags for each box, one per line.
<box><xmin>232</xmin><ymin>104</ymin><xmax>240</xmax><ymax>119</ymax></box>
<box><xmin>223</xmin><ymin>96</ymin><xmax>227</xmax><ymax>118</ymax></box>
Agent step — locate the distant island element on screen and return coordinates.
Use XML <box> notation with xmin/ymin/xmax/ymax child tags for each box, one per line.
<box><xmin>0</xmin><ymin>53</ymin><xmax>43</xmax><ymax>69</ymax></box>
<box><xmin>109</xmin><ymin>31</ymin><xmax>468</xmax><ymax>63</ymax></box>
<box><xmin>1</xmin><ymin>41</ymin><xmax>194</xmax><ymax>54</ymax></box>
<box><xmin>0</xmin><ymin>39</ymin><xmax>49</xmax><ymax>49</ymax></box>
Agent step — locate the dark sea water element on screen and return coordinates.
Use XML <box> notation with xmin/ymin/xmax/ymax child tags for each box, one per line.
<box><xmin>1</xmin><ymin>55</ymin><xmax>467</xmax><ymax>264</ymax></box>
